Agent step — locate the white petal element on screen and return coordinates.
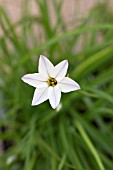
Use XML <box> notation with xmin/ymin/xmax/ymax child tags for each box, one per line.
<box><xmin>21</xmin><ymin>73</ymin><xmax>48</xmax><ymax>88</ymax></box>
<box><xmin>39</xmin><ymin>55</ymin><xmax>54</xmax><ymax>78</ymax></box>
<box><xmin>48</xmin><ymin>85</ymin><xmax>61</xmax><ymax>109</ymax></box>
<box><xmin>59</xmin><ymin>77</ymin><xmax>80</xmax><ymax>93</ymax></box>
<box><xmin>50</xmin><ymin>60</ymin><xmax>68</xmax><ymax>82</ymax></box>
<box><xmin>32</xmin><ymin>87</ymin><xmax>48</xmax><ymax>106</ymax></box>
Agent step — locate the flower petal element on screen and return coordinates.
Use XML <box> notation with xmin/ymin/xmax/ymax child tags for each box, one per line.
<box><xmin>21</xmin><ymin>73</ymin><xmax>48</xmax><ymax>88</ymax></box>
<box><xmin>50</xmin><ymin>60</ymin><xmax>68</xmax><ymax>82</ymax></box>
<box><xmin>32</xmin><ymin>87</ymin><xmax>48</xmax><ymax>106</ymax></box>
<box><xmin>59</xmin><ymin>77</ymin><xmax>80</xmax><ymax>93</ymax></box>
<box><xmin>39</xmin><ymin>55</ymin><xmax>54</xmax><ymax>78</ymax></box>
<box><xmin>48</xmin><ymin>85</ymin><xmax>61</xmax><ymax>109</ymax></box>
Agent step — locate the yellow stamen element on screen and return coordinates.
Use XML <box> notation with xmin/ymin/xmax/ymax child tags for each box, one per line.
<box><xmin>47</xmin><ymin>77</ymin><xmax>57</xmax><ymax>87</ymax></box>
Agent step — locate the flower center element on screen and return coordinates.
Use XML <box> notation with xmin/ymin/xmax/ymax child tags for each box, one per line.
<box><xmin>47</xmin><ymin>77</ymin><xmax>57</xmax><ymax>87</ymax></box>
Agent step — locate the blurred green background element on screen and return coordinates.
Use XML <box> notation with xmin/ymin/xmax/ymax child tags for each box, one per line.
<box><xmin>0</xmin><ymin>0</ymin><xmax>113</xmax><ymax>169</ymax></box>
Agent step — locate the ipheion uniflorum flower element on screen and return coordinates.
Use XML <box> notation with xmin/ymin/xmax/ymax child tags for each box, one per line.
<box><xmin>21</xmin><ymin>55</ymin><xmax>80</xmax><ymax>109</ymax></box>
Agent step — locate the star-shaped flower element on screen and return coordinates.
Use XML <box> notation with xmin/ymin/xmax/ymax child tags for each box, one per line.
<box><xmin>21</xmin><ymin>55</ymin><xmax>80</xmax><ymax>109</ymax></box>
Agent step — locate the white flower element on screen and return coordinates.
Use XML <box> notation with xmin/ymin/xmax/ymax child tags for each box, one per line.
<box><xmin>21</xmin><ymin>55</ymin><xmax>80</xmax><ymax>109</ymax></box>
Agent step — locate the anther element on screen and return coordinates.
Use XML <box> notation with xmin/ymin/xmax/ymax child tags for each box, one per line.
<box><xmin>47</xmin><ymin>77</ymin><xmax>57</xmax><ymax>87</ymax></box>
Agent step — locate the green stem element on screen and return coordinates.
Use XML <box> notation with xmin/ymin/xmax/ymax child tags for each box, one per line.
<box><xmin>76</xmin><ymin>121</ymin><xmax>105</xmax><ymax>170</ymax></box>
